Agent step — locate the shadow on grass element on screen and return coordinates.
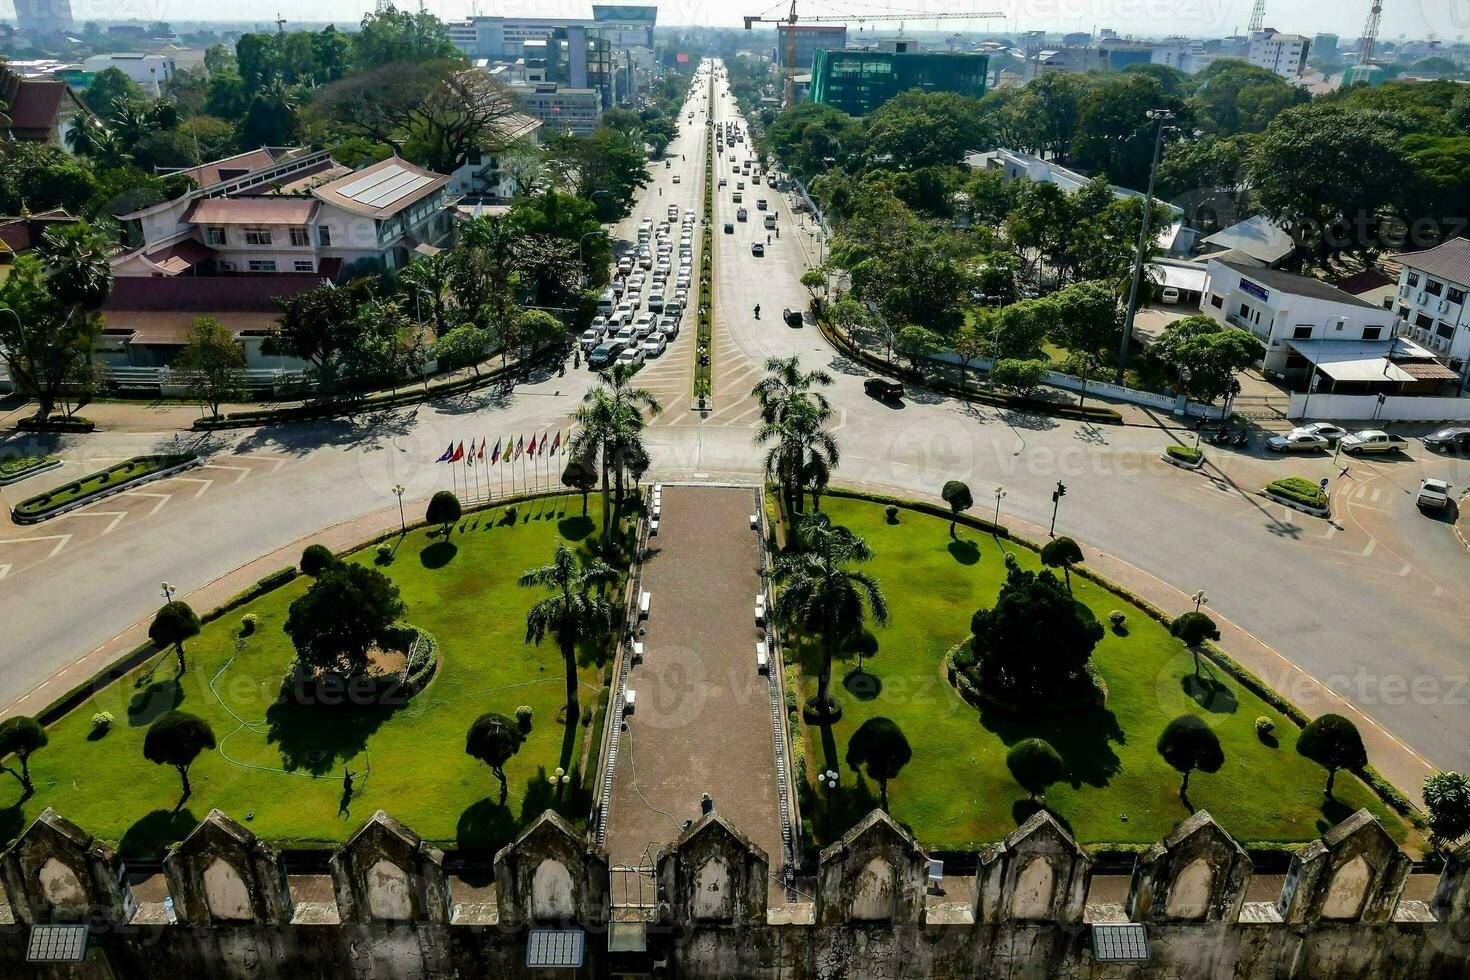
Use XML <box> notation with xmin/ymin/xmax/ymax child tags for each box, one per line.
<box><xmin>558</xmin><ymin>515</ymin><xmax>595</xmax><ymax>541</ymax></box>
<box><xmin>420</xmin><ymin>540</ymin><xmax>458</xmax><ymax>569</ymax></box>
<box><xmin>265</xmin><ymin>697</ymin><xmax>401</xmax><ymax>776</ymax></box>
<box><xmin>1314</xmin><ymin>794</ymin><xmax>1356</xmax><ymax>834</ymax></box>
<box><xmin>842</xmin><ymin>670</ymin><xmax>882</xmax><ymax>702</ymax></box>
<box><xmin>127</xmin><ymin>678</ymin><xmax>183</xmax><ymax>728</ymax></box>
<box><xmin>455</xmin><ymin>764</ymin><xmax>592</xmax><ymax>861</ymax></box>
<box><xmin>1181</xmin><ymin>674</ymin><xmax>1239</xmax><ymax>714</ymax></box>
<box><xmin>0</xmin><ymin>798</ymin><xmax>28</xmax><ymax>847</ymax></box>
<box><xmin>947</xmin><ymin>539</ymin><xmax>980</xmax><ymax>566</ymax></box>
<box><xmin>979</xmin><ymin>704</ymin><xmax>1125</xmax><ymax>790</ymax></box>
<box><xmin>1011</xmin><ymin>799</ymin><xmax>1074</xmax><ymax>835</ymax></box>
<box><xmin>119</xmin><ymin>807</ymin><xmax>199</xmax><ymax>858</ymax></box>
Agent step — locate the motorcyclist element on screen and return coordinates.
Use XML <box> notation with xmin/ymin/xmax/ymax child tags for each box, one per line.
<box><xmin>775</xmin><ymin>227</ymin><xmax>780</xmax><ymax>239</ymax></box>
<box><xmin>754</xmin><ymin>304</ymin><xmax>761</xmax><ymax>319</ymax></box>
<box><xmin>767</xmin><ymin>234</ymin><xmax>772</xmax><ymax>245</ymax></box>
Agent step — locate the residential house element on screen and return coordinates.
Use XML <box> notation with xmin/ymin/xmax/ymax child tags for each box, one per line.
<box><xmin>446</xmin><ymin>111</ymin><xmax>543</xmax><ymax>199</ymax></box>
<box><xmin>1</xmin><ymin>65</ymin><xmax>89</xmax><ymax>153</ymax></box>
<box><xmin>1196</xmin><ymin>215</ymin><xmax>1296</xmax><ymax>268</ymax></box>
<box><xmin>1391</xmin><ymin>237</ymin><xmax>1470</xmax><ymax>379</ymax></box>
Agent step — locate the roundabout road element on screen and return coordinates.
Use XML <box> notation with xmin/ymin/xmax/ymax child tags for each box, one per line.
<box><xmin>1</xmin><ymin>62</ymin><xmax>1466</xmax><ymax>787</ymax></box>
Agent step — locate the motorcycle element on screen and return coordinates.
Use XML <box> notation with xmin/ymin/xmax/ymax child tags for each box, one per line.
<box><xmin>1232</xmin><ymin>430</ymin><xmax>1248</xmax><ymax>447</ymax></box>
<box><xmin>754</xmin><ymin>305</ymin><xmax>761</xmax><ymax>320</ymax></box>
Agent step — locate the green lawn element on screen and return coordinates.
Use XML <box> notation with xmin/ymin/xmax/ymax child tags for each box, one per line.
<box><xmin>0</xmin><ymin>496</ymin><xmax>622</xmax><ymax>857</ymax></box>
<box><xmin>789</xmin><ymin>496</ymin><xmax>1409</xmax><ymax>852</ymax></box>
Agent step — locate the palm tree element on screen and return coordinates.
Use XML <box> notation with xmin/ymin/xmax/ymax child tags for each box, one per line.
<box><xmin>520</xmin><ymin>544</ymin><xmax>618</xmax><ymax>719</ymax></box>
<box><xmin>400</xmin><ymin>251</ymin><xmax>454</xmax><ymax>339</ymax></box>
<box><xmin>773</xmin><ymin>513</ymin><xmax>889</xmax><ymax>720</ymax></box>
<box><xmin>752</xmin><ymin>355</ymin><xmax>833</xmax><ymax>425</ymax></box>
<box><xmin>570</xmin><ymin>364</ymin><xmax>661</xmax><ymax>549</ymax></box>
<box><xmin>756</xmin><ymin>397</ymin><xmax>840</xmax><ymax>518</ymax></box>
<box><xmin>108</xmin><ymin>98</ymin><xmax>158</xmax><ymax>150</ymax></box>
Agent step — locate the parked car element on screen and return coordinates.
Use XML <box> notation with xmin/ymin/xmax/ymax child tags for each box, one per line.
<box><xmin>1267</xmin><ymin>432</ymin><xmax>1329</xmax><ymax>453</ymax></box>
<box><xmin>751</xmin><ymin>242</ymin><xmax>765</xmax><ymax>256</ymax></box>
<box><xmin>736</xmin><ymin>180</ymin><xmax>745</xmax><ymax>190</ymax></box>
<box><xmin>718</xmin><ymin>178</ymin><xmax>728</xmax><ymax>188</ymax></box>
<box><xmin>1424</xmin><ymin>427</ymin><xmax>1470</xmax><ymax>452</ymax></box>
<box><xmin>1417</xmin><ymin>478</ymin><xmax>1454</xmax><ymax>511</ymax></box>
<box><xmin>588</xmin><ymin>342</ymin><xmax>624</xmax><ymax>368</ymax></box>
<box><xmin>864</xmin><ymin>378</ymin><xmax>903</xmax><ymax>402</ymax></box>
<box><xmin>1339</xmin><ymin>430</ymin><xmax>1406</xmax><ymax>455</ymax></box>
<box><xmin>1290</xmin><ymin>422</ymin><xmax>1349</xmax><ymax>444</ymax></box>
<box><xmin>737</xmin><ymin>207</ymin><xmax>748</xmax><ymax>221</ymax></box>
<box><xmin>641</xmin><ymin>333</ymin><xmax>668</xmax><ymax>358</ymax></box>
<box><xmin>756</xmin><ymin>198</ymin><xmax>767</xmax><ymax>210</ymax></box>
<box><xmin>732</xmin><ymin>192</ymin><xmax>743</xmax><ymax>204</ymax></box>
<box><xmin>616</xmin><ymin>346</ymin><xmax>646</xmax><ymax>366</ymax></box>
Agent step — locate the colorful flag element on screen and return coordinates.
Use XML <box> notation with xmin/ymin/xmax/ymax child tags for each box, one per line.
<box><xmin>436</xmin><ymin>442</ymin><xmax>454</xmax><ymax>463</ymax></box>
<box><xmin>514</xmin><ymin>435</ymin><xmax>525</xmax><ymax>459</ymax></box>
<box><xmin>550</xmin><ymin>431</ymin><xmax>562</xmax><ymax>456</ymax></box>
<box><xmin>477</xmin><ymin>439</ymin><xmax>486</xmax><ymax>462</ymax></box>
<box><xmin>490</xmin><ymin>438</ymin><xmax>501</xmax><ymax>464</ymax></box>
<box><xmin>451</xmin><ymin>441</ymin><xmax>465</xmax><ymax>463</ymax></box>
<box><xmin>465</xmin><ymin>439</ymin><xmax>475</xmax><ymax>466</ymax></box>
<box><xmin>539</xmin><ymin>432</ymin><xmax>550</xmax><ymax>454</ymax></box>
<box><xmin>502</xmin><ymin>434</ymin><xmax>514</xmax><ymax>463</ymax></box>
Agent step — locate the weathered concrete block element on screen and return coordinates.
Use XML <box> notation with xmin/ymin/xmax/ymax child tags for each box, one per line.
<box><xmin>656</xmin><ymin>810</ymin><xmax>768</xmax><ymax>925</ymax></box>
<box><xmin>329</xmin><ymin>810</ymin><xmax>450</xmax><ymax>925</ymax></box>
<box><xmin>0</xmin><ymin>808</ymin><xmax>133</xmax><ymax>925</ymax></box>
<box><xmin>493</xmin><ymin>809</ymin><xmax>609</xmax><ymax>927</ymax></box>
<box><xmin>1127</xmin><ymin>810</ymin><xmax>1252</xmax><ymax>923</ymax></box>
<box><xmin>975</xmin><ymin>810</ymin><xmax>1089</xmax><ymax>925</ymax></box>
<box><xmin>816</xmin><ymin>809</ymin><xmax>928</xmax><ymax>927</ymax></box>
<box><xmin>162</xmin><ymin>809</ymin><xmax>292</xmax><ymax>925</ymax></box>
<box><xmin>1278</xmin><ymin>808</ymin><xmax>1411</xmax><ymax>924</ymax></box>
<box><xmin>1433</xmin><ymin>840</ymin><xmax>1470</xmax><ymax>924</ymax></box>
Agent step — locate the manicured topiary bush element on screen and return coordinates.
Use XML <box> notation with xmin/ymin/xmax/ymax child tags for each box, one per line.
<box><xmin>300</xmin><ymin>544</ymin><xmax>337</xmax><ymax>576</ymax></box>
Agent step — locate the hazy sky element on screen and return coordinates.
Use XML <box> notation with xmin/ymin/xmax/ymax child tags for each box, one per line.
<box><xmin>14</xmin><ymin>0</ymin><xmax>1467</xmax><ymax>44</ymax></box>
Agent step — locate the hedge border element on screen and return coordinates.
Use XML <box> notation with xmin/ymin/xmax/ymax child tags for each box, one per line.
<box><xmin>191</xmin><ymin>351</ymin><xmax>526</xmax><ymax>431</ymax></box>
<box><xmin>811</xmin><ymin>313</ymin><xmax>1124</xmax><ymax>425</ymax></box>
<box><xmin>0</xmin><ymin>455</ymin><xmax>62</xmax><ymax>486</ymax></box>
<box><xmin>818</xmin><ymin>487</ymin><xmax>1422</xmax><ymax>827</ymax></box>
<box><xmin>16</xmin><ymin>415</ymin><xmax>95</xmax><ymax>433</ymax></box>
<box><xmin>11</xmin><ymin>453</ymin><xmax>200</xmax><ymax>524</ymax></box>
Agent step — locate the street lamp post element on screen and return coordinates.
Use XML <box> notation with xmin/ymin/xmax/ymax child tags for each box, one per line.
<box><xmin>1191</xmin><ymin>590</ymin><xmax>1208</xmax><ymax>614</ymax></box>
<box><xmin>821</xmin><ymin>769</ymin><xmax>838</xmax><ymax>840</ymax></box>
<box><xmin>161</xmin><ymin>582</ymin><xmax>176</xmax><ymax>604</ymax></box>
<box><xmin>1049</xmin><ymin>482</ymin><xmax>1067</xmax><ymax>537</ymax></box>
<box><xmin>1116</xmin><ymin>108</ymin><xmax>1176</xmax><ymax>384</ymax></box>
<box><xmin>392</xmin><ymin>484</ymin><xmax>407</xmax><ymax>534</ymax></box>
<box><xmin>993</xmin><ymin>486</ymin><xmax>1007</xmax><ymax>528</ymax></box>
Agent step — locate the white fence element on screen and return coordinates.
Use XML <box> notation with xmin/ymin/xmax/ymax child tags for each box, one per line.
<box><xmin>1288</xmin><ymin>392</ymin><xmax>1470</xmax><ymax>422</ymax></box>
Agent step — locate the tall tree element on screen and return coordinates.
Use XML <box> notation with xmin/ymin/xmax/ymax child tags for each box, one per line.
<box><xmin>0</xmin><ymin>716</ymin><xmax>48</xmax><ymax>795</ymax></box>
<box><xmin>1297</xmin><ymin>713</ymin><xmax>1367</xmax><ymax>800</ymax></box>
<box><xmin>569</xmin><ymin>364</ymin><xmax>661</xmax><ymax>548</ymax></box>
<box><xmin>1157</xmin><ymin>715</ymin><xmax>1224</xmax><ymax>804</ymax></box>
<box><xmin>144</xmin><ymin>711</ymin><xmax>216</xmax><ymax>806</ymax></box>
<box><xmin>520</xmin><ymin>544</ymin><xmax>617</xmax><ymax>720</ymax></box>
<box><xmin>174</xmin><ymin>316</ymin><xmax>246</xmax><ymax>418</ymax></box>
<box><xmin>845</xmin><ymin>716</ymin><xmax>912</xmax><ymax>811</ymax></box>
<box><xmin>773</xmin><ymin>513</ymin><xmax>889</xmax><ymax>720</ymax></box>
<box><xmin>149</xmin><ymin>600</ymin><xmax>201</xmax><ymax>675</ymax></box>
<box><xmin>0</xmin><ymin>224</ymin><xmax>113</xmax><ymax>421</ymax></box>
<box><xmin>465</xmin><ymin>712</ymin><xmax>524</xmax><ymax>804</ymax></box>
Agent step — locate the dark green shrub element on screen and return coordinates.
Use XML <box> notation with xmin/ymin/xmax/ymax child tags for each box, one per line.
<box><xmin>300</xmin><ymin>543</ymin><xmax>337</xmax><ymax>576</ymax></box>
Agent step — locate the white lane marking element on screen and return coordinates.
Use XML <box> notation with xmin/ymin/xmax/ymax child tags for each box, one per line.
<box><xmin>120</xmin><ymin>490</ymin><xmax>172</xmax><ymax>516</ymax></box>
<box><xmin>0</xmin><ymin>533</ymin><xmax>73</xmax><ymax>558</ymax></box>
<box><xmin>201</xmin><ymin>462</ymin><xmax>252</xmax><ymax>484</ymax></box>
<box><xmin>170</xmin><ymin>476</ymin><xmax>215</xmax><ymax>498</ymax></box>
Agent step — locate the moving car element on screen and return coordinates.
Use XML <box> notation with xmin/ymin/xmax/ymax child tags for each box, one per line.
<box><xmin>616</xmin><ymin>346</ymin><xmax>646</xmax><ymax>366</ymax></box>
<box><xmin>579</xmin><ymin>329</ymin><xmax>602</xmax><ymax>352</ymax></box>
<box><xmin>1339</xmin><ymin>430</ymin><xmax>1406</xmax><ymax>455</ymax></box>
<box><xmin>764</xmin><ymin>215</ymin><xmax>777</xmax><ymax>230</ymax></box>
<box><xmin>724</xmin><ymin>222</ymin><xmax>734</xmax><ymax>233</ymax></box>
<box><xmin>632</xmin><ymin>313</ymin><xmax>656</xmax><ymax>338</ymax></box>
<box><xmin>751</xmin><ymin>242</ymin><xmax>765</xmax><ymax>256</ymax></box>
<box><xmin>864</xmin><ymin>378</ymin><xmax>903</xmax><ymax>402</ymax></box>
<box><xmin>1267</xmin><ymin>432</ymin><xmax>1329</xmax><ymax>453</ymax></box>
<box><xmin>719</xmin><ymin>178</ymin><xmax>727</xmax><ymax>187</ymax></box>
<box><xmin>588</xmin><ymin>342</ymin><xmax>624</xmax><ymax>368</ymax></box>
<box><xmin>1417</xmin><ymin>478</ymin><xmax>1453</xmax><ymax>511</ymax></box>
<box><xmin>755</xmin><ymin>198</ymin><xmax>767</xmax><ymax>210</ymax></box>
<box><xmin>672</xmin><ymin>175</ymin><xmax>681</xmax><ymax>184</ymax></box>
<box><xmin>783</xmin><ymin>308</ymin><xmax>803</xmax><ymax>327</ymax></box>
<box><xmin>659</xmin><ymin>316</ymin><xmax>681</xmax><ymax>338</ymax></box>
<box><xmin>1291</xmin><ymin>422</ymin><xmax>1349</xmax><ymax>444</ymax></box>
<box><xmin>1424</xmin><ymin>427</ymin><xmax>1470</xmax><ymax>452</ymax></box>
<box><xmin>640</xmin><ymin>333</ymin><xmax>668</xmax><ymax>358</ymax></box>
<box><xmin>737</xmin><ymin>207</ymin><xmax>748</xmax><ymax>221</ymax></box>
<box><xmin>732</xmin><ymin>192</ymin><xmax>743</xmax><ymax>204</ymax></box>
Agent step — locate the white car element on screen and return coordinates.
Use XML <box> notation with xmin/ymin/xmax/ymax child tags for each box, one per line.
<box><xmin>616</xmin><ymin>346</ymin><xmax>646</xmax><ymax>366</ymax></box>
<box><xmin>1418</xmin><ymin>478</ymin><xmax>1453</xmax><ymax>511</ymax></box>
<box><xmin>617</xmin><ymin>257</ymin><xmax>633</xmax><ymax>275</ymax></box>
<box><xmin>590</xmin><ymin>315</ymin><xmax>609</xmax><ymax>333</ymax></box>
<box><xmin>672</xmin><ymin>174</ymin><xmax>681</xmax><ymax>184</ymax></box>
<box><xmin>632</xmin><ymin>313</ymin><xmax>656</xmax><ymax>337</ymax></box>
<box><xmin>613</xmin><ymin>301</ymin><xmax>633</xmax><ymax>322</ymax></box>
<box><xmin>579</xmin><ymin>328</ymin><xmax>602</xmax><ymax>352</ymax></box>
<box><xmin>658</xmin><ymin>316</ymin><xmax>681</xmax><ymax>338</ymax></box>
<box><xmin>613</xmin><ymin>325</ymin><xmax>637</xmax><ymax>346</ymax></box>
<box><xmin>641</xmin><ymin>333</ymin><xmax>668</xmax><ymax>358</ymax></box>
<box><xmin>647</xmin><ymin>292</ymin><xmax>666</xmax><ymax>313</ymax></box>
<box><xmin>637</xmin><ymin>253</ymin><xmax>653</xmax><ymax>270</ymax></box>
<box><xmin>1290</xmin><ymin>422</ymin><xmax>1349</xmax><ymax>444</ymax></box>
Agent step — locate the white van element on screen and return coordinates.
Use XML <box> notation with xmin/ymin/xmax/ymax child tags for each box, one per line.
<box><xmin>597</xmin><ymin>289</ymin><xmax>616</xmax><ymax>315</ymax></box>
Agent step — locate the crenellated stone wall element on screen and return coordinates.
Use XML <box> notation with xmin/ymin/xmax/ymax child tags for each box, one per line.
<box><xmin>1</xmin><ymin>805</ymin><xmax>1467</xmax><ymax>979</ymax></box>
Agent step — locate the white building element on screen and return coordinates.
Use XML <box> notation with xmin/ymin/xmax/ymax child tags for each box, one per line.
<box><xmin>1248</xmin><ymin>30</ymin><xmax>1311</xmax><ymax>80</ymax></box>
<box><xmin>1200</xmin><ymin>259</ymin><xmax>1400</xmax><ymax>377</ymax></box>
<box><xmin>967</xmin><ymin>148</ymin><xmax>1197</xmax><ymax>255</ymax></box>
<box><xmin>445</xmin><ymin>111</ymin><xmax>543</xmax><ymax>199</ymax></box>
<box><xmin>1391</xmin><ymin>238</ymin><xmax>1470</xmax><ymax>376</ymax></box>
<box><xmin>82</xmin><ymin>53</ymin><xmax>178</xmax><ymax>98</ymax></box>
<box><xmin>1151</xmin><ymin>38</ymin><xmax>1207</xmax><ymax>74</ymax></box>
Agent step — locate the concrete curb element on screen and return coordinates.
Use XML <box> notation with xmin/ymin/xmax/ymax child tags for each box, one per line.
<box><xmin>1160</xmin><ymin>451</ymin><xmax>1206</xmax><ymax>472</ymax></box>
<box><xmin>10</xmin><ymin>455</ymin><xmax>203</xmax><ymax>525</ymax></box>
<box><xmin>1259</xmin><ymin>487</ymin><xmax>1332</xmax><ymax>519</ymax></box>
<box><xmin>0</xmin><ymin>457</ymin><xmax>62</xmax><ymax>486</ymax></box>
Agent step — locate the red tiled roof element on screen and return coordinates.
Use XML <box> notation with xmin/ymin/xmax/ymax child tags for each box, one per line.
<box><xmin>1</xmin><ymin>71</ymin><xmax>74</xmax><ymax>141</ymax></box>
<box><xmin>168</xmin><ymin>148</ymin><xmax>289</xmax><ymax>189</ymax></box>
<box><xmin>101</xmin><ymin>271</ymin><xmax>334</xmax><ymax>346</ymax></box>
<box><xmin>141</xmin><ymin>238</ymin><xmax>215</xmax><ymax>275</ymax></box>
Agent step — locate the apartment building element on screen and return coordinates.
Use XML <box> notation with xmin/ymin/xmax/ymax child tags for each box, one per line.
<box><xmin>1392</xmin><ymin>238</ymin><xmax>1470</xmax><ymax>378</ymax></box>
<box><xmin>1248</xmin><ymin>30</ymin><xmax>1311</xmax><ymax>80</ymax></box>
<box><xmin>507</xmin><ymin>83</ymin><xmax>602</xmax><ymax>136</ymax></box>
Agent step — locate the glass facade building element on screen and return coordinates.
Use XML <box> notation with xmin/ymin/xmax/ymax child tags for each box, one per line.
<box><xmin>809</xmin><ymin>50</ymin><xmax>989</xmax><ymax>116</ymax></box>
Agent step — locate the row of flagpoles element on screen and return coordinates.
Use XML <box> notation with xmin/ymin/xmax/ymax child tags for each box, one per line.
<box><xmin>435</xmin><ymin>430</ymin><xmax>567</xmax><ymax>504</ymax></box>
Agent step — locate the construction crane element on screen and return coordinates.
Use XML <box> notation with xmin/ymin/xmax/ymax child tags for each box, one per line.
<box><xmin>274</xmin><ymin>13</ymin><xmax>286</xmax><ymax>34</ymax></box>
<box><xmin>744</xmin><ymin>3</ymin><xmax>1005</xmax><ymax>107</ymax></box>
<box><xmin>1248</xmin><ymin>0</ymin><xmax>1267</xmax><ymax>34</ymax></box>
<box><xmin>1358</xmin><ymin>0</ymin><xmax>1384</xmax><ymax>66</ymax></box>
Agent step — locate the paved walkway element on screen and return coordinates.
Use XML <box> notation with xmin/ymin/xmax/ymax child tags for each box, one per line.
<box><xmin>602</xmin><ymin>485</ymin><xmax>785</xmax><ymax>871</ymax></box>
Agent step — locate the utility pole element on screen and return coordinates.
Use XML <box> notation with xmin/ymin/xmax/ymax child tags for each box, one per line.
<box><xmin>1115</xmin><ymin>109</ymin><xmax>1174</xmax><ymax>384</ymax></box>
<box><xmin>1049</xmin><ymin>482</ymin><xmax>1066</xmax><ymax>537</ymax></box>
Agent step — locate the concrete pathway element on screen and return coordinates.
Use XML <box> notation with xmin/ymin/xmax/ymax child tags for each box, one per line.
<box><xmin>602</xmin><ymin>485</ymin><xmax>785</xmax><ymax>872</ymax></box>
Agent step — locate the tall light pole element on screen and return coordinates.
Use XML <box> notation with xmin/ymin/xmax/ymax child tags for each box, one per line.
<box><xmin>820</xmin><ymin>769</ymin><xmax>838</xmax><ymax>840</ymax></box>
<box><xmin>1191</xmin><ymin>590</ymin><xmax>1208</xmax><ymax>613</ymax></box>
<box><xmin>1049</xmin><ymin>482</ymin><xmax>1066</xmax><ymax>537</ymax></box>
<box><xmin>161</xmin><ymin>582</ymin><xmax>176</xmax><ymax>604</ymax></box>
<box><xmin>1116</xmin><ymin>109</ymin><xmax>1175</xmax><ymax>384</ymax></box>
<box><xmin>993</xmin><ymin>486</ymin><xmax>1007</xmax><ymax>528</ymax></box>
<box><xmin>392</xmin><ymin>484</ymin><xmax>407</xmax><ymax>534</ymax></box>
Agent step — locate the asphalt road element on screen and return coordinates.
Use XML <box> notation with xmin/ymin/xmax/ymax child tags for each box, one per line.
<box><xmin>1</xmin><ymin>61</ymin><xmax>1467</xmax><ymax>778</ymax></box>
